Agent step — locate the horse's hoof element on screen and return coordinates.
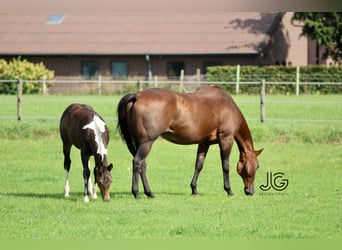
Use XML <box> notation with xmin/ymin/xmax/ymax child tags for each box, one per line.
<box><xmin>227</xmin><ymin>191</ymin><xmax>234</xmax><ymax>196</ymax></box>
<box><xmin>145</xmin><ymin>191</ymin><xmax>154</xmax><ymax>198</ymax></box>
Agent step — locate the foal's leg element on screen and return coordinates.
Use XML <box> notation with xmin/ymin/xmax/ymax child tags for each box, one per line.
<box><xmin>63</xmin><ymin>143</ymin><xmax>72</xmax><ymax>197</ymax></box>
<box><xmin>132</xmin><ymin>141</ymin><xmax>154</xmax><ymax>199</ymax></box>
<box><xmin>190</xmin><ymin>143</ymin><xmax>209</xmax><ymax>195</ymax></box>
<box><xmin>86</xmin><ymin>159</ymin><xmax>96</xmax><ymax>199</ymax></box>
<box><xmin>81</xmin><ymin>151</ymin><xmax>91</xmax><ymax>202</ymax></box>
<box><xmin>219</xmin><ymin>134</ymin><xmax>234</xmax><ymax>196</ymax></box>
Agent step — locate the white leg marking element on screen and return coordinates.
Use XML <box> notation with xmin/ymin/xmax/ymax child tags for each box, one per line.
<box><xmin>84</xmin><ymin>195</ymin><xmax>90</xmax><ymax>203</ymax></box>
<box><xmin>64</xmin><ymin>170</ymin><xmax>70</xmax><ymax>197</ymax></box>
<box><xmin>88</xmin><ymin>176</ymin><xmax>94</xmax><ymax>196</ymax></box>
<box><xmin>92</xmin><ymin>183</ymin><xmax>98</xmax><ymax>199</ymax></box>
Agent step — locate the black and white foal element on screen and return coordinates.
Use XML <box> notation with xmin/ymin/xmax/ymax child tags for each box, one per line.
<box><xmin>60</xmin><ymin>104</ymin><xmax>113</xmax><ymax>202</ymax></box>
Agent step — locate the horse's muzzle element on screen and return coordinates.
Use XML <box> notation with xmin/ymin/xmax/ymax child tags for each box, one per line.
<box><xmin>244</xmin><ymin>187</ymin><xmax>254</xmax><ymax>195</ymax></box>
<box><xmin>101</xmin><ymin>191</ymin><xmax>111</xmax><ymax>202</ymax></box>
<box><xmin>102</xmin><ymin>195</ymin><xmax>110</xmax><ymax>202</ymax></box>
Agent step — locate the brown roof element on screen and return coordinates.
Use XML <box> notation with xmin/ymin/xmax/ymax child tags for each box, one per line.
<box><xmin>0</xmin><ymin>12</ymin><xmax>282</xmax><ymax>56</ymax></box>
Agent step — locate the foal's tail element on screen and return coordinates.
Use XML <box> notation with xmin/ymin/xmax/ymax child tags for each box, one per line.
<box><xmin>117</xmin><ymin>93</ymin><xmax>138</xmax><ymax>156</ymax></box>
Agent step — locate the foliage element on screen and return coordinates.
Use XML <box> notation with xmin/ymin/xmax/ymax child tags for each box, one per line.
<box><xmin>291</xmin><ymin>12</ymin><xmax>342</xmax><ymax>61</ymax></box>
<box><xmin>206</xmin><ymin>65</ymin><xmax>342</xmax><ymax>94</ymax></box>
<box><xmin>0</xmin><ymin>57</ymin><xmax>54</xmax><ymax>94</ymax></box>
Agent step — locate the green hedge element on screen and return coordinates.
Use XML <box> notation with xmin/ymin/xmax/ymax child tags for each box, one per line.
<box><xmin>206</xmin><ymin>65</ymin><xmax>342</xmax><ymax>94</ymax></box>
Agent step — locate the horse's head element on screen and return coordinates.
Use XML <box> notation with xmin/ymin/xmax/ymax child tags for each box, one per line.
<box><xmin>237</xmin><ymin>148</ymin><xmax>263</xmax><ymax>195</ymax></box>
<box><xmin>94</xmin><ymin>163</ymin><xmax>113</xmax><ymax>201</ymax></box>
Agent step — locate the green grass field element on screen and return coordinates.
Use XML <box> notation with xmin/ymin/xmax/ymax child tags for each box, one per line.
<box><xmin>0</xmin><ymin>93</ymin><xmax>341</xmax><ymax>239</ymax></box>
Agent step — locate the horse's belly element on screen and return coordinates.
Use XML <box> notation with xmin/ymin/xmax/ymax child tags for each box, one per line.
<box><xmin>161</xmin><ymin>131</ymin><xmax>217</xmax><ymax>145</ymax></box>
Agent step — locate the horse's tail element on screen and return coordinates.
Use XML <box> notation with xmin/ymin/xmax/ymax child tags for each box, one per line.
<box><xmin>117</xmin><ymin>93</ymin><xmax>138</xmax><ymax>156</ymax></box>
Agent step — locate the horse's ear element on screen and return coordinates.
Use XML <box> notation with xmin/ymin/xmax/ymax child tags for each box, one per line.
<box><xmin>255</xmin><ymin>148</ymin><xmax>264</xmax><ymax>156</ymax></box>
<box><xmin>108</xmin><ymin>163</ymin><xmax>113</xmax><ymax>171</ymax></box>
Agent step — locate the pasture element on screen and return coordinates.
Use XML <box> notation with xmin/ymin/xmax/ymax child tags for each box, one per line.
<box><xmin>0</xmin><ymin>93</ymin><xmax>341</xmax><ymax>239</ymax></box>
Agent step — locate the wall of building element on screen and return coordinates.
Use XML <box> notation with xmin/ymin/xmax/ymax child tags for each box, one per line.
<box><xmin>262</xmin><ymin>12</ymin><xmax>309</xmax><ymax>66</ymax></box>
<box><xmin>19</xmin><ymin>54</ymin><xmax>261</xmax><ymax>80</ymax></box>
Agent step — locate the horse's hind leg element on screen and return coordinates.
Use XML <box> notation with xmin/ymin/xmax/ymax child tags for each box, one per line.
<box><xmin>190</xmin><ymin>143</ymin><xmax>209</xmax><ymax>195</ymax></box>
<box><xmin>132</xmin><ymin>141</ymin><xmax>154</xmax><ymax>198</ymax></box>
<box><xmin>140</xmin><ymin>160</ymin><xmax>154</xmax><ymax>198</ymax></box>
<box><xmin>63</xmin><ymin>143</ymin><xmax>72</xmax><ymax>197</ymax></box>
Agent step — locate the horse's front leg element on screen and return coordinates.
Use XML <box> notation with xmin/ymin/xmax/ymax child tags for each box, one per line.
<box><xmin>219</xmin><ymin>134</ymin><xmax>234</xmax><ymax>196</ymax></box>
<box><xmin>81</xmin><ymin>152</ymin><xmax>91</xmax><ymax>202</ymax></box>
<box><xmin>190</xmin><ymin>143</ymin><xmax>209</xmax><ymax>195</ymax></box>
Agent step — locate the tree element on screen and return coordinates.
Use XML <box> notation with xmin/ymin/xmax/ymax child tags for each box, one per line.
<box><xmin>292</xmin><ymin>12</ymin><xmax>342</xmax><ymax>62</ymax></box>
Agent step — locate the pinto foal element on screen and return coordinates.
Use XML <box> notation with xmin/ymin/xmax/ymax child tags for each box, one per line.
<box><xmin>60</xmin><ymin>104</ymin><xmax>113</xmax><ymax>202</ymax></box>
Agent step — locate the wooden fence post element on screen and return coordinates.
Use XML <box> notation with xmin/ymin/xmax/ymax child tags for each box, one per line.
<box><xmin>180</xmin><ymin>69</ymin><xmax>184</xmax><ymax>92</ymax></box>
<box><xmin>98</xmin><ymin>75</ymin><xmax>102</xmax><ymax>95</ymax></box>
<box><xmin>236</xmin><ymin>64</ymin><xmax>240</xmax><ymax>95</ymax></box>
<box><xmin>196</xmin><ymin>68</ymin><xmax>201</xmax><ymax>89</ymax></box>
<box><xmin>137</xmin><ymin>80</ymin><xmax>143</xmax><ymax>91</ymax></box>
<box><xmin>154</xmin><ymin>75</ymin><xmax>159</xmax><ymax>87</ymax></box>
<box><xmin>296</xmin><ymin>66</ymin><xmax>300</xmax><ymax>95</ymax></box>
<box><xmin>42</xmin><ymin>75</ymin><xmax>47</xmax><ymax>95</ymax></box>
<box><xmin>17</xmin><ymin>79</ymin><xmax>23</xmax><ymax>121</ymax></box>
<box><xmin>260</xmin><ymin>79</ymin><xmax>265</xmax><ymax>123</ymax></box>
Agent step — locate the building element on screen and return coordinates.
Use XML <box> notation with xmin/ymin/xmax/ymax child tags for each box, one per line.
<box><xmin>0</xmin><ymin>10</ymin><xmax>326</xmax><ymax>81</ymax></box>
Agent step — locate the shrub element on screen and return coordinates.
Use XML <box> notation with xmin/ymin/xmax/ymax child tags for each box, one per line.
<box><xmin>0</xmin><ymin>57</ymin><xmax>54</xmax><ymax>94</ymax></box>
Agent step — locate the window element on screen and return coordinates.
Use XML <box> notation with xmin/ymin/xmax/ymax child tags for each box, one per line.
<box><xmin>46</xmin><ymin>14</ymin><xmax>65</xmax><ymax>24</ymax></box>
<box><xmin>82</xmin><ymin>62</ymin><xmax>99</xmax><ymax>79</ymax></box>
<box><xmin>111</xmin><ymin>62</ymin><xmax>128</xmax><ymax>79</ymax></box>
<box><xmin>167</xmin><ymin>61</ymin><xmax>185</xmax><ymax>79</ymax></box>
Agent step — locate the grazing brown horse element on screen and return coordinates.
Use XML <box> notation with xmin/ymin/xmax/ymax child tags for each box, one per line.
<box><xmin>60</xmin><ymin>104</ymin><xmax>113</xmax><ymax>202</ymax></box>
<box><xmin>117</xmin><ymin>85</ymin><xmax>263</xmax><ymax>199</ymax></box>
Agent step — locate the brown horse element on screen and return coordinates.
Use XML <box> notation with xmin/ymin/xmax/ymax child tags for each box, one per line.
<box><xmin>117</xmin><ymin>85</ymin><xmax>263</xmax><ymax>199</ymax></box>
<box><xmin>60</xmin><ymin>104</ymin><xmax>113</xmax><ymax>202</ymax></box>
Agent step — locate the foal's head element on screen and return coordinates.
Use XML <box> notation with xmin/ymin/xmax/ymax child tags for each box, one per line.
<box><xmin>94</xmin><ymin>164</ymin><xmax>113</xmax><ymax>201</ymax></box>
<box><xmin>237</xmin><ymin>149</ymin><xmax>263</xmax><ymax>195</ymax></box>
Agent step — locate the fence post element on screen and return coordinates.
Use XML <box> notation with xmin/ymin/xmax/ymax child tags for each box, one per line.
<box><xmin>296</xmin><ymin>66</ymin><xmax>300</xmax><ymax>95</ymax></box>
<box><xmin>260</xmin><ymin>79</ymin><xmax>265</xmax><ymax>123</ymax></box>
<box><xmin>42</xmin><ymin>75</ymin><xmax>47</xmax><ymax>95</ymax></box>
<box><xmin>137</xmin><ymin>80</ymin><xmax>143</xmax><ymax>91</ymax></box>
<box><xmin>98</xmin><ymin>75</ymin><xmax>102</xmax><ymax>95</ymax></box>
<box><xmin>154</xmin><ymin>75</ymin><xmax>159</xmax><ymax>87</ymax></box>
<box><xmin>236</xmin><ymin>64</ymin><xmax>240</xmax><ymax>95</ymax></box>
<box><xmin>180</xmin><ymin>69</ymin><xmax>184</xmax><ymax>92</ymax></box>
<box><xmin>196</xmin><ymin>68</ymin><xmax>201</xmax><ymax>89</ymax></box>
<box><xmin>17</xmin><ymin>79</ymin><xmax>23</xmax><ymax>121</ymax></box>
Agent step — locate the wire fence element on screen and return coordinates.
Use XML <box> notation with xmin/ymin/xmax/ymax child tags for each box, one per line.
<box><xmin>0</xmin><ymin>78</ymin><xmax>341</xmax><ymax>123</ymax></box>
